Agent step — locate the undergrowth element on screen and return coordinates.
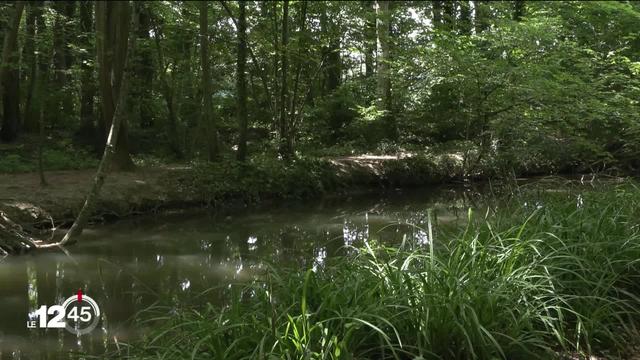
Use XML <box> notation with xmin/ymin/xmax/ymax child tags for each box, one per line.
<box><xmin>115</xmin><ymin>184</ymin><xmax>640</xmax><ymax>359</ymax></box>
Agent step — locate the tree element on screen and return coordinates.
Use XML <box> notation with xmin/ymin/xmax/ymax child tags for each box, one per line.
<box><xmin>50</xmin><ymin>1</ymin><xmax>75</xmax><ymax>127</ymax></box>
<box><xmin>0</xmin><ymin>1</ymin><xmax>25</xmax><ymax>143</ymax></box>
<box><xmin>199</xmin><ymin>1</ymin><xmax>219</xmax><ymax>161</ymax></box>
<box><xmin>364</xmin><ymin>1</ymin><xmax>376</xmax><ymax>77</ymax></box>
<box><xmin>96</xmin><ymin>0</ymin><xmax>135</xmax><ymax>170</ymax></box>
<box><xmin>475</xmin><ymin>1</ymin><xmax>490</xmax><ymax>33</ymax></box>
<box><xmin>151</xmin><ymin>17</ymin><xmax>183</xmax><ymax>159</ymax></box>
<box><xmin>22</xmin><ymin>2</ymin><xmax>37</xmax><ymax>133</ymax></box>
<box><xmin>513</xmin><ymin>1</ymin><xmax>525</xmax><ymax>22</ymax></box>
<box><xmin>442</xmin><ymin>0</ymin><xmax>455</xmax><ymax>30</ymax></box>
<box><xmin>56</xmin><ymin>1</ymin><xmax>137</xmax><ymax>246</ymax></box>
<box><xmin>432</xmin><ymin>1</ymin><xmax>443</xmax><ymax>29</ymax></box>
<box><xmin>459</xmin><ymin>1</ymin><xmax>472</xmax><ymax>35</ymax></box>
<box><xmin>278</xmin><ymin>0</ymin><xmax>292</xmax><ymax>159</ymax></box>
<box><xmin>236</xmin><ymin>0</ymin><xmax>249</xmax><ymax>161</ymax></box>
<box><xmin>76</xmin><ymin>0</ymin><xmax>98</xmax><ymax>150</ymax></box>
<box><xmin>375</xmin><ymin>1</ymin><xmax>392</xmax><ymax>117</ymax></box>
<box><xmin>321</xmin><ymin>2</ymin><xmax>340</xmax><ymax>94</ymax></box>
<box><xmin>133</xmin><ymin>2</ymin><xmax>154</xmax><ymax>128</ymax></box>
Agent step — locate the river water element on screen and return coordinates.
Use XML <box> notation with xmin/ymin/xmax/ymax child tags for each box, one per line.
<box><xmin>0</xmin><ymin>184</ymin><xmax>514</xmax><ymax>358</ymax></box>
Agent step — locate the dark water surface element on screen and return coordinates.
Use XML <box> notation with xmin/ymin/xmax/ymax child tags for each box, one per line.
<box><xmin>0</xmin><ymin>184</ymin><xmax>521</xmax><ymax>359</ymax></box>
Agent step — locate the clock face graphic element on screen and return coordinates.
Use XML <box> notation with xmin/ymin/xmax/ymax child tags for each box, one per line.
<box><xmin>60</xmin><ymin>291</ymin><xmax>101</xmax><ymax>336</ymax></box>
<box><xmin>28</xmin><ymin>289</ymin><xmax>101</xmax><ymax>336</ymax></box>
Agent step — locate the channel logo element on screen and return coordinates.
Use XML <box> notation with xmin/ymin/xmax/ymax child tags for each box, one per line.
<box><xmin>27</xmin><ymin>289</ymin><xmax>101</xmax><ymax>336</ymax></box>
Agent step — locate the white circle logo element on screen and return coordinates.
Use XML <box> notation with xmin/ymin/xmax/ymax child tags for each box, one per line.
<box><xmin>60</xmin><ymin>292</ymin><xmax>101</xmax><ymax>335</ymax></box>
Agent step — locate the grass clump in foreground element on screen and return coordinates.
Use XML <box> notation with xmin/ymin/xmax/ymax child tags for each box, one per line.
<box><xmin>123</xmin><ymin>184</ymin><xmax>640</xmax><ymax>359</ymax></box>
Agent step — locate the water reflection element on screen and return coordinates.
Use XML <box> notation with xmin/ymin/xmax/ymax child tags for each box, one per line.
<box><xmin>0</xmin><ymin>186</ymin><xmax>480</xmax><ymax>359</ymax></box>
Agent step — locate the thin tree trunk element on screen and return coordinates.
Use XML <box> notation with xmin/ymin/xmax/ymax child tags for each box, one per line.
<box><xmin>432</xmin><ymin>1</ymin><xmax>442</xmax><ymax>30</ymax></box>
<box><xmin>199</xmin><ymin>1</ymin><xmax>219</xmax><ymax>161</ymax></box>
<box><xmin>23</xmin><ymin>2</ymin><xmax>38</xmax><ymax>133</ymax></box>
<box><xmin>55</xmin><ymin>2</ymin><xmax>136</xmax><ymax>247</ymax></box>
<box><xmin>474</xmin><ymin>1</ymin><xmax>489</xmax><ymax>33</ymax></box>
<box><xmin>364</xmin><ymin>1</ymin><xmax>376</xmax><ymax>77</ymax></box>
<box><xmin>38</xmin><ymin>103</ymin><xmax>47</xmax><ymax>186</ymax></box>
<box><xmin>236</xmin><ymin>0</ymin><xmax>249</xmax><ymax>161</ymax></box>
<box><xmin>288</xmin><ymin>1</ymin><xmax>308</xmax><ymax>132</ymax></box>
<box><xmin>51</xmin><ymin>1</ymin><xmax>75</xmax><ymax>127</ymax></box>
<box><xmin>152</xmin><ymin>25</ymin><xmax>182</xmax><ymax>159</ymax></box>
<box><xmin>278</xmin><ymin>0</ymin><xmax>291</xmax><ymax>159</ymax></box>
<box><xmin>442</xmin><ymin>0</ymin><xmax>455</xmax><ymax>30</ymax></box>
<box><xmin>513</xmin><ymin>1</ymin><xmax>525</xmax><ymax>21</ymax></box>
<box><xmin>134</xmin><ymin>1</ymin><xmax>154</xmax><ymax>128</ymax></box>
<box><xmin>321</xmin><ymin>2</ymin><xmax>340</xmax><ymax>94</ymax></box>
<box><xmin>77</xmin><ymin>0</ymin><xmax>97</xmax><ymax>150</ymax></box>
<box><xmin>459</xmin><ymin>1</ymin><xmax>472</xmax><ymax>35</ymax></box>
<box><xmin>0</xmin><ymin>1</ymin><xmax>25</xmax><ymax>143</ymax></box>
<box><xmin>375</xmin><ymin>0</ymin><xmax>391</xmax><ymax>111</ymax></box>
<box><xmin>219</xmin><ymin>0</ymin><xmax>274</xmax><ymax>120</ymax></box>
<box><xmin>376</xmin><ymin>0</ymin><xmax>395</xmax><ymax>139</ymax></box>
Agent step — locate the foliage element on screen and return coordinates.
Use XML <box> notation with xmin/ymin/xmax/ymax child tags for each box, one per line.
<box><xmin>2</xmin><ymin>1</ymin><xmax>639</xmax><ymax>177</ymax></box>
<box><xmin>0</xmin><ymin>141</ymin><xmax>97</xmax><ymax>173</ymax></box>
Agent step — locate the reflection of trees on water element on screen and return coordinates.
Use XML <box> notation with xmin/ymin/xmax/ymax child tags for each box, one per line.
<box><xmin>2</xmin><ymin>184</ymin><xmax>505</xmax><ymax>359</ymax></box>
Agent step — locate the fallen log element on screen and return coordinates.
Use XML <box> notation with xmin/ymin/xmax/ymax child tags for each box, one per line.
<box><xmin>0</xmin><ymin>211</ymin><xmax>37</xmax><ymax>255</ymax></box>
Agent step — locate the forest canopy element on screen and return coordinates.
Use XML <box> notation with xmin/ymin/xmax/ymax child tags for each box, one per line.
<box><xmin>0</xmin><ymin>0</ymin><xmax>638</xmax><ymax>175</ymax></box>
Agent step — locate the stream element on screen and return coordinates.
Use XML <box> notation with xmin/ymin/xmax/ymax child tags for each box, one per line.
<box><xmin>0</xmin><ymin>183</ymin><xmax>544</xmax><ymax>359</ymax></box>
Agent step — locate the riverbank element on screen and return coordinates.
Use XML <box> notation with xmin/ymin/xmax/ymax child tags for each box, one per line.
<box><xmin>115</xmin><ymin>183</ymin><xmax>640</xmax><ymax>359</ymax></box>
<box><xmin>0</xmin><ymin>154</ymin><xmax>473</xmax><ymax>252</ymax></box>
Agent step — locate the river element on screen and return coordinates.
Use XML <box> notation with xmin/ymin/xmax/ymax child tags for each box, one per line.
<box><xmin>0</xmin><ymin>182</ymin><xmax>549</xmax><ymax>358</ymax></box>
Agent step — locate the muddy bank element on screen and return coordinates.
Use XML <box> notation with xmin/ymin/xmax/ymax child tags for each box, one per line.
<box><xmin>0</xmin><ymin>154</ymin><xmax>473</xmax><ymax>253</ymax></box>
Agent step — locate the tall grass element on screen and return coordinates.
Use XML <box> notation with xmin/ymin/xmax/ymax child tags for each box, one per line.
<box><xmin>120</xmin><ymin>184</ymin><xmax>640</xmax><ymax>359</ymax></box>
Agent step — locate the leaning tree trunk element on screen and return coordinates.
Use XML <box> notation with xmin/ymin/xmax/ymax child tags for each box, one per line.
<box><xmin>96</xmin><ymin>1</ymin><xmax>135</xmax><ymax>170</ymax></box>
<box><xmin>55</xmin><ymin>1</ymin><xmax>136</xmax><ymax>246</ymax></box>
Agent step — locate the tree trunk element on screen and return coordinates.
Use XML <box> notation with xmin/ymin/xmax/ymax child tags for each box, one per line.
<box><xmin>459</xmin><ymin>1</ymin><xmax>472</xmax><ymax>35</ymax></box>
<box><xmin>57</xmin><ymin>1</ymin><xmax>136</xmax><ymax>246</ymax></box>
<box><xmin>376</xmin><ymin>0</ymin><xmax>395</xmax><ymax>139</ymax></box>
<box><xmin>0</xmin><ymin>1</ymin><xmax>24</xmax><ymax>143</ymax></box>
<box><xmin>287</xmin><ymin>0</ymin><xmax>309</xmax><ymax>152</ymax></box>
<box><xmin>474</xmin><ymin>1</ymin><xmax>490</xmax><ymax>33</ymax></box>
<box><xmin>236</xmin><ymin>0</ymin><xmax>249</xmax><ymax>161</ymax></box>
<box><xmin>322</xmin><ymin>3</ymin><xmax>340</xmax><ymax>94</ymax></box>
<box><xmin>152</xmin><ymin>24</ymin><xmax>183</xmax><ymax>159</ymax></box>
<box><xmin>442</xmin><ymin>0</ymin><xmax>455</xmax><ymax>30</ymax></box>
<box><xmin>432</xmin><ymin>1</ymin><xmax>442</xmax><ymax>30</ymax></box>
<box><xmin>134</xmin><ymin>1</ymin><xmax>154</xmax><ymax>128</ymax></box>
<box><xmin>278</xmin><ymin>0</ymin><xmax>292</xmax><ymax>159</ymax></box>
<box><xmin>199</xmin><ymin>1</ymin><xmax>219</xmax><ymax>161</ymax></box>
<box><xmin>96</xmin><ymin>1</ymin><xmax>135</xmax><ymax>170</ymax></box>
<box><xmin>513</xmin><ymin>1</ymin><xmax>525</xmax><ymax>21</ymax></box>
<box><xmin>364</xmin><ymin>1</ymin><xmax>376</xmax><ymax>78</ymax></box>
<box><xmin>77</xmin><ymin>0</ymin><xmax>98</xmax><ymax>150</ymax></box>
<box><xmin>375</xmin><ymin>0</ymin><xmax>391</xmax><ymax>111</ymax></box>
<box><xmin>22</xmin><ymin>2</ymin><xmax>38</xmax><ymax>133</ymax></box>
<box><xmin>50</xmin><ymin>1</ymin><xmax>75</xmax><ymax>127</ymax></box>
